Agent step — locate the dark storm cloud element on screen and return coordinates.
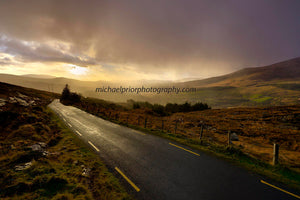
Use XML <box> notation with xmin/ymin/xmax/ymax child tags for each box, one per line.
<box><xmin>0</xmin><ymin>61</ymin><xmax>10</xmax><ymax>66</ymax></box>
<box><xmin>0</xmin><ymin>35</ymin><xmax>98</xmax><ymax>66</ymax></box>
<box><xmin>0</xmin><ymin>56</ymin><xmax>13</xmax><ymax>66</ymax></box>
<box><xmin>0</xmin><ymin>0</ymin><xmax>300</xmax><ymax>76</ymax></box>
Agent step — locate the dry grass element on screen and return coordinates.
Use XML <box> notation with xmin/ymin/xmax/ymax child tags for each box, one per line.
<box><xmin>75</xmin><ymin>97</ymin><xmax>300</xmax><ymax>169</ymax></box>
<box><xmin>0</xmin><ymin>82</ymin><xmax>132</xmax><ymax>200</ymax></box>
<box><xmin>108</xmin><ymin>105</ymin><xmax>300</xmax><ymax>168</ymax></box>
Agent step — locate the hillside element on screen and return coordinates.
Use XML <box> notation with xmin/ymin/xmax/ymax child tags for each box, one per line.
<box><xmin>1</xmin><ymin>57</ymin><xmax>300</xmax><ymax>107</ymax></box>
<box><xmin>180</xmin><ymin>57</ymin><xmax>300</xmax><ymax>87</ymax></box>
<box><xmin>1</xmin><ymin>81</ymin><xmax>300</xmax><ymax>193</ymax></box>
<box><xmin>170</xmin><ymin>57</ymin><xmax>300</xmax><ymax>107</ymax></box>
<box><xmin>0</xmin><ymin>74</ymin><xmax>99</xmax><ymax>94</ymax></box>
<box><xmin>0</xmin><ymin>74</ymin><xmax>166</xmax><ymax>103</ymax></box>
<box><xmin>0</xmin><ymin>82</ymin><xmax>132</xmax><ymax>199</ymax></box>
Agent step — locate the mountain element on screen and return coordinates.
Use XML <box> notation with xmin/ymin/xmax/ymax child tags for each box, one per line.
<box><xmin>0</xmin><ymin>74</ymin><xmax>90</xmax><ymax>93</ymax></box>
<box><xmin>0</xmin><ymin>74</ymin><xmax>173</xmax><ymax>103</ymax></box>
<box><xmin>180</xmin><ymin>57</ymin><xmax>300</xmax><ymax>87</ymax></box>
<box><xmin>21</xmin><ymin>74</ymin><xmax>57</xmax><ymax>79</ymax></box>
<box><xmin>0</xmin><ymin>57</ymin><xmax>300</xmax><ymax>107</ymax></box>
<box><xmin>171</xmin><ymin>57</ymin><xmax>300</xmax><ymax>107</ymax></box>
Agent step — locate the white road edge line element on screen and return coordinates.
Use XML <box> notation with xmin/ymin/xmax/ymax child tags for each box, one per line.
<box><xmin>75</xmin><ymin>130</ymin><xmax>82</xmax><ymax>136</ymax></box>
<box><xmin>67</xmin><ymin>123</ymin><xmax>72</xmax><ymax>127</ymax></box>
<box><xmin>88</xmin><ymin>141</ymin><xmax>100</xmax><ymax>152</ymax></box>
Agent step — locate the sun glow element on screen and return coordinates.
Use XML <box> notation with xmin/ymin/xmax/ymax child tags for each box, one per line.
<box><xmin>68</xmin><ymin>64</ymin><xmax>89</xmax><ymax>75</ymax></box>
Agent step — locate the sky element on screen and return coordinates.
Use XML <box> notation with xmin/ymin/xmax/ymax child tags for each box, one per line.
<box><xmin>0</xmin><ymin>0</ymin><xmax>300</xmax><ymax>81</ymax></box>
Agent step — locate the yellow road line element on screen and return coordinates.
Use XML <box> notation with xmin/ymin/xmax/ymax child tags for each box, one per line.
<box><xmin>260</xmin><ymin>180</ymin><xmax>300</xmax><ymax>199</ymax></box>
<box><xmin>115</xmin><ymin>167</ymin><xmax>140</xmax><ymax>192</ymax></box>
<box><xmin>88</xmin><ymin>141</ymin><xmax>99</xmax><ymax>152</ymax></box>
<box><xmin>132</xmin><ymin>130</ymin><xmax>146</xmax><ymax>136</ymax></box>
<box><xmin>75</xmin><ymin>130</ymin><xmax>82</xmax><ymax>136</ymax></box>
<box><xmin>169</xmin><ymin>143</ymin><xmax>200</xmax><ymax>156</ymax></box>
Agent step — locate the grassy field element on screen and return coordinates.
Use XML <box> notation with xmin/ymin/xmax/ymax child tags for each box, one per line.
<box><xmin>104</xmin><ymin>82</ymin><xmax>300</xmax><ymax>108</ymax></box>
<box><xmin>0</xmin><ymin>82</ymin><xmax>132</xmax><ymax>200</ymax></box>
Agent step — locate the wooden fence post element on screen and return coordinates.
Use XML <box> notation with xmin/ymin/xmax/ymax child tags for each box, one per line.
<box><xmin>199</xmin><ymin>124</ymin><xmax>203</xmax><ymax>140</ymax></box>
<box><xmin>161</xmin><ymin>120</ymin><xmax>165</xmax><ymax>131</ymax></box>
<box><xmin>273</xmin><ymin>143</ymin><xmax>279</xmax><ymax>165</ymax></box>
<box><xmin>175</xmin><ymin>121</ymin><xmax>178</xmax><ymax>134</ymax></box>
<box><xmin>144</xmin><ymin>117</ymin><xmax>147</xmax><ymax>128</ymax></box>
<box><xmin>228</xmin><ymin>130</ymin><xmax>232</xmax><ymax>146</ymax></box>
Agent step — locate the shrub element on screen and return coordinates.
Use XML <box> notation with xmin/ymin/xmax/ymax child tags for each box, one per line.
<box><xmin>60</xmin><ymin>84</ymin><xmax>81</xmax><ymax>105</ymax></box>
<box><xmin>7</xmin><ymin>124</ymin><xmax>36</xmax><ymax>140</ymax></box>
<box><xmin>129</xmin><ymin>100</ymin><xmax>210</xmax><ymax>115</ymax></box>
<box><xmin>152</xmin><ymin>104</ymin><xmax>166</xmax><ymax>116</ymax></box>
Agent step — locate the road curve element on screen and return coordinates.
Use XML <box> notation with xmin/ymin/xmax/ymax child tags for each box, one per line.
<box><xmin>49</xmin><ymin>99</ymin><xmax>299</xmax><ymax>200</ymax></box>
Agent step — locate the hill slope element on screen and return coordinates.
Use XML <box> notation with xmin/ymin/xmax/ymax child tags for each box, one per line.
<box><xmin>1</xmin><ymin>57</ymin><xmax>300</xmax><ymax>107</ymax></box>
<box><xmin>180</xmin><ymin>57</ymin><xmax>300</xmax><ymax>87</ymax></box>
<box><xmin>0</xmin><ymin>82</ymin><xmax>132</xmax><ymax>199</ymax></box>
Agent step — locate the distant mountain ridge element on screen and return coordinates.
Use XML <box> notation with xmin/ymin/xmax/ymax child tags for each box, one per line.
<box><xmin>0</xmin><ymin>57</ymin><xmax>300</xmax><ymax>107</ymax></box>
<box><xmin>21</xmin><ymin>74</ymin><xmax>57</xmax><ymax>79</ymax></box>
<box><xmin>180</xmin><ymin>57</ymin><xmax>300</xmax><ymax>87</ymax></box>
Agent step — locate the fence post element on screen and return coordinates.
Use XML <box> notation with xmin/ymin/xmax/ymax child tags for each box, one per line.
<box><xmin>273</xmin><ymin>143</ymin><xmax>279</xmax><ymax>165</ymax></box>
<box><xmin>175</xmin><ymin>121</ymin><xmax>178</xmax><ymax>134</ymax></box>
<box><xmin>228</xmin><ymin>130</ymin><xmax>232</xmax><ymax>146</ymax></box>
<box><xmin>199</xmin><ymin>124</ymin><xmax>203</xmax><ymax>140</ymax></box>
<box><xmin>161</xmin><ymin>120</ymin><xmax>165</xmax><ymax>131</ymax></box>
<box><xmin>144</xmin><ymin>117</ymin><xmax>147</xmax><ymax>128</ymax></box>
<box><xmin>126</xmin><ymin>115</ymin><xmax>129</xmax><ymax>126</ymax></box>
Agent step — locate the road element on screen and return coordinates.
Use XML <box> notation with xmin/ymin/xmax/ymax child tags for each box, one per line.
<box><xmin>49</xmin><ymin>99</ymin><xmax>300</xmax><ymax>200</ymax></box>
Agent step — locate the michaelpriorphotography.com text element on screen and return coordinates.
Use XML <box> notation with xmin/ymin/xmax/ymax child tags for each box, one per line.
<box><xmin>95</xmin><ymin>86</ymin><xmax>198</xmax><ymax>94</ymax></box>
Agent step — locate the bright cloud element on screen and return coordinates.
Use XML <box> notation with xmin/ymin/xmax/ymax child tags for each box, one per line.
<box><xmin>67</xmin><ymin>64</ymin><xmax>89</xmax><ymax>75</ymax></box>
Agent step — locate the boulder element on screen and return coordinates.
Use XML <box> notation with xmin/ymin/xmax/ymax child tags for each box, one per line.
<box><xmin>230</xmin><ymin>133</ymin><xmax>239</xmax><ymax>141</ymax></box>
<box><xmin>38</xmin><ymin>142</ymin><xmax>47</xmax><ymax>148</ymax></box>
<box><xmin>17</xmin><ymin>92</ymin><xmax>28</xmax><ymax>99</ymax></box>
<box><xmin>30</xmin><ymin>144</ymin><xmax>42</xmax><ymax>151</ymax></box>
<box><xmin>15</xmin><ymin>161</ymin><xmax>32</xmax><ymax>171</ymax></box>
<box><xmin>0</xmin><ymin>98</ymin><xmax>6</xmax><ymax>107</ymax></box>
<box><xmin>82</xmin><ymin>167</ymin><xmax>91</xmax><ymax>177</ymax></box>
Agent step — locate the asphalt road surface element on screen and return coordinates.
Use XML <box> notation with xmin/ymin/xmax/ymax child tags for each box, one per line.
<box><xmin>49</xmin><ymin>99</ymin><xmax>300</xmax><ymax>200</ymax></box>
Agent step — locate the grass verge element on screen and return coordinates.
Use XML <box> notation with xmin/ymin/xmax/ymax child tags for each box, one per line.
<box><xmin>0</xmin><ymin>104</ymin><xmax>133</xmax><ymax>200</ymax></box>
<box><xmin>46</xmin><ymin>108</ymin><xmax>133</xmax><ymax>200</ymax></box>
